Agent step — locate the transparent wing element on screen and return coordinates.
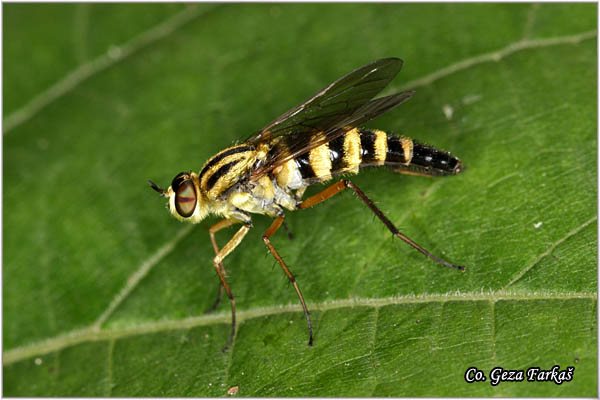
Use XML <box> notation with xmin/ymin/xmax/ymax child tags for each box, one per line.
<box><xmin>249</xmin><ymin>58</ymin><xmax>403</xmax><ymax>143</ymax></box>
<box><xmin>251</xmin><ymin>91</ymin><xmax>415</xmax><ymax>178</ymax></box>
<box><xmin>246</xmin><ymin>58</ymin><xmax>414</xmax><ymax>178</ymax></box>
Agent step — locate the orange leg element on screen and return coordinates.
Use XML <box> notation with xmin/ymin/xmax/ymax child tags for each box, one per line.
<box><xmin>263</xmin><ymin>216</ymin><xmax>314</xmax><ymax>346</ymax></box>
<box><xmin>207</xmin><ymin>219</ymin><xmax>241</xmax><ymax>313</ymax></box>
<box><xmin>299</xmin><ymin>180</ymin><xmax>465</xmax><ymax>271</ymax></box>
<box><xmin>210</xmin><ymin>221</ymin><xmax>251</xmax><ymax>351</ymax></box>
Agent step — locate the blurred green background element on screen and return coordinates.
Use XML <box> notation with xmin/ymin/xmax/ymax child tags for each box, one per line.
<box><xmin>3</xmin><ymin>3</ymin><xmax>597</xmax><ymax>396</ymax></box>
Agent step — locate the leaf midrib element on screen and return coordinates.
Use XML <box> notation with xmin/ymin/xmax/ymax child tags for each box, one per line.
<box><xmin>2</xmin><ymin>4</ymin><xmax>222</xmax><ymax>135</ymax></box>
<box><xmin>4</xmin><ymin>290</ymin><xmax>596</xmax><ymax>366</ymax></box>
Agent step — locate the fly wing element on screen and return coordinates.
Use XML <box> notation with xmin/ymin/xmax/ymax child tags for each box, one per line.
<box><xmin>247</xmin><ymin>58</ymin><xmax>411</xmax><ymax>178</ymax></box>
<box><xmin>251</xmin><ymin>91</ymin><xmax>415</xmax><ymax>178</ymax></box>
<box><xmin>329</xmin><ymin>91</ymin><xmax>415</xmax><ymax>135</ymax></box>
<box><xmin>249</xmin><ymin>58</ymin><xmax>403</xmax><ymax>143</ymax></box>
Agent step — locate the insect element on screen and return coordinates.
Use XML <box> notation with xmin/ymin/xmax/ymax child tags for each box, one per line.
<box><xmin>149</xmin><ymin>58</ymin><xmax>465</xmax><ymax>350</ymax></box>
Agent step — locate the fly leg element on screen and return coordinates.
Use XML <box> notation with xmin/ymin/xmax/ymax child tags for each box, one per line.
<box><xmin>206</xmin><ymin>219</ymin><xmax>241</xmax><ymax>313</ymax></box>
<box><xmin>263</xmin><ymin>216</ymin><xmax>314</xmax><ymax>346</ymax></box>
<box><xmin>298</xmin><ymin>180</ymin><xmax>466</xmax><ymax>271</ymax></box>
<box><xmin>281</xmin><ymin>221</ymin><xmax>294</xmax><ymax>241</ymax></box>
<box><xmin>212</xmin><ymin>222</ymin><xmax>251</xmax><ymax>351</ymax></box>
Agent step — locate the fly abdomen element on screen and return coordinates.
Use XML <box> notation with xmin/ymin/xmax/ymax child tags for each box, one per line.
<box><xmin>325</xmin><ymin>128</ymin><xmax>387</xmax><ymax>177</ymax></box>
<box><xmin>275</xmin><ymin>128</ymin><xmax>462</xmax><ymax>190</ymax></box>
<box><xmin>353</xmin><ymin>129</ymin><xmax>462</xmax><ymax>176</ymax></box>
<box><xmin>285</xmin><ymin>128</ymin><xmax>390</xmax><ymax>183</ymax></box>
<box><xmin>275</xmin><ymin>128</ymin><xmax>364</xmax><ymax>188</ymax></box>
<box><xmin>387</xmin><ymin>135</ymin><xmax>462</xmax><ymax>176</ymax></box>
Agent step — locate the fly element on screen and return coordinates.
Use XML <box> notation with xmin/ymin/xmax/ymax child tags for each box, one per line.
<box><xmin>149</xmin><ymin>58</ymin><xmax>466</xmax><ymax>350</ymax></box>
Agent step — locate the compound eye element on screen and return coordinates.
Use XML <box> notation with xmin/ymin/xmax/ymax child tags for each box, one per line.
<box><xmin>175</xmin><ymin>179</ymin><xmax>197</xmax><ymax>217</ymax></box>
<box><xmin>171</xmin><ymin>172</ymin><xmax>189</xmax><ymax>192</ymax></box>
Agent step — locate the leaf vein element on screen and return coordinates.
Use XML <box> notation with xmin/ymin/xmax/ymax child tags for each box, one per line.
<box><xmin>501</xmin><ymin>216</ymin><xmax>597</xmax><ymax>290</ymax></box>
<box><xmin>3</xmin><ymin>4</ymin><xmax>219</xmax><ymax>135</ymax></box>
<box><xmin>105</xmin><ymin>339</ymin><xmax>115</xmax><ymax>396</ymax></box>
<box><xmin>522</xmin><ymin>3</ymin><xmax>540</xmax><ymax>40</ymax></box>
<box><xmin>93</xmin><ymin>225</ymin><xmax>194</xmax><ymax>329</ymax></box>
<box><xmin>4</xmin><ymin>291</ymin><xmax>596</xmax><ymax>366</ymax></box>
<box><xmin>387</xmin><ymin>29</ymin><xmax>597</xmax><ymax>94</ymax></box>
<box><xmin>368</xmin><ymin>306</ymin><xmax>380</xmax><ymax>396</ymax></box>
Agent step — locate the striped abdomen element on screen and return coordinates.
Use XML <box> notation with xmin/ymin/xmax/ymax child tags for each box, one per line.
<box><xmin>275</xmin><ymin>128</ymin><xmax>463</xmax><ymax>189</ymax></box>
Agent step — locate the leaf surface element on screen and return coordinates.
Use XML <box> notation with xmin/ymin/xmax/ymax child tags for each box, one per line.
<box><xmin>3</xmin><ymin>3</ymin><xmax>597</xmax><ymax>397</ymax></box>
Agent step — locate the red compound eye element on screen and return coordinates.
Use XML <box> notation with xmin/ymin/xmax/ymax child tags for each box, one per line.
<box><xmin>175</xmin><ymin>180</ymin><xmax>196</xmax><ymax>217</ymax></box>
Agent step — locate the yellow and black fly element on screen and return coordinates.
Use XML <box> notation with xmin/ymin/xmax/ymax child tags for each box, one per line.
<box><xmin>149</xmin><ymin>58</ymin><xmax>465</xmax><ymax>350</ymax></box>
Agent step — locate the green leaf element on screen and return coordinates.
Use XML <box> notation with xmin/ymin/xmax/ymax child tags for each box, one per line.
<box><xmin>3</xmin><ymin>3</ymin><xmax>596</xmax><ymax>397</ymax></box>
